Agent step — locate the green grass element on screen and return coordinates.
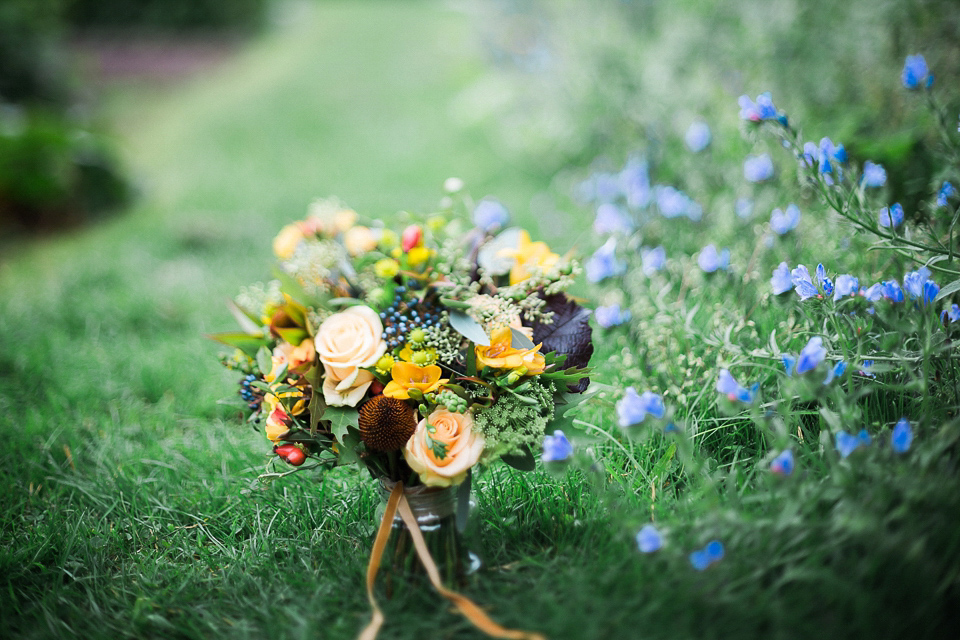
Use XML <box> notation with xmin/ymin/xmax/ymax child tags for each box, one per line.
<box><xmin>3</xmin><ymin>2</ymin><xmax>960</xmax><ymax>639</ymax></box>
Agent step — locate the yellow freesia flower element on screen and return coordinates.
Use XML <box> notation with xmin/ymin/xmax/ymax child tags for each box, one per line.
<box><xmin>382</xmin><ymin>362</ymin><xmax>448</xmax><ymax>399</ymax></box>
<box><xmin>508</xmin><ymin>230</ymin><xmax>560</xmax><ymax>285</ymax></box>
<box><xmin>475</xmin><ymin>326</ymin><xmax>546</xmax><ymax>374</ymax></box>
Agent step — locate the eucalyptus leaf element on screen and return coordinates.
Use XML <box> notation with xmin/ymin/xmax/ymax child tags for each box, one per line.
<box><xmin>510</xmin><ymin>328</ymin><xmax>535</xmax><ymax>349</ymax></box>
<box><xmin>327</xmin><ymin>297</ymin><xmax>366</xmax><ymax>307</ymax></box>
<box><xmin>256</xmin><ymin>346</ymin><xmax>273</xmax><ymax>378</ymax></box>
<box><xmin>449</xmin><ymin>311</ymin><xmax>490</xmax><ymax>346</ymax></box>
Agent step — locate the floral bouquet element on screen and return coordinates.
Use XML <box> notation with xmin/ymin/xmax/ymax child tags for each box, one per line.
<box><xmin>212</xmin><ymin>189</ymin><xmax>592</xmax><ymax>639</ymax></box>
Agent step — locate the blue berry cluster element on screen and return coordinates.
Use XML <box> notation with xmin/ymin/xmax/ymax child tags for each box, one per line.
<box><xmin>378</xmin><ymin>285</ymin><xmax>443</xmax><ymax>350</ymax></box>
<box><xmin>239</xmin><ymin>374</ymin><xmax>261</xmax><ymax>411</ymax></box>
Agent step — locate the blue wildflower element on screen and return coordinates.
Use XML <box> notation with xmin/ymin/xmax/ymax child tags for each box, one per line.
<box><xmin>880</xmin><ymin>279</ymin><xmax>904</xmax><ymax>302</ymax></box>
<box><xmin>738</xmin><ymin>92</ymin><xmax>785</xmax><ymax>124</ymax></box>
<box><xmin>795</xmin><ymin>336</ymin><xmax>827</xmax><ymax>374</ymax></box>
<box><xmin>879</xmin><ymin>203</ymin><xmax>904</xmax><ymax>228</ymax></box>
<box><xmin>769</xmin><ymin>450</ymin><xmax>794</xmax><ymax>475</ymax></box>
<box><xmin>941</xmin><ymin>303</ymin><xmax>960</xmax><ymax>323</ymax></box>
<box><xmin>816</xmin><ymin>264</ymin><xmax>834</xmax><ymax>296</ymax></box>
<box><xmin>833</xmin><ymin>274</ymin><xmax>859</xmax><ymax>301</ymax></box>
<box><xmin>595</xmin><ymin>304</ymin><xmax>631</xmax><ymax>328</ymax></box>
<box><xmin>716</xmin><ymin>369</ymin><xmax>754</xmax><ymax>403</ymax></box>
<box><xmin>617</xmin><ymin>388</ymin><xmax>666</xmax><ymax>427</ymax></box>
<box><xmin>577</xmin><ymin>172</ymin><xmax>622</xmax><ymax>204</ymax></box>
<box><xmin>923</xmin><ymin>280</ymin><xmax>940</xmax><ymax>305</ymax></box>
<box><xmin>791</xmin><ymin>265</ymin><xmax>819</xmax><ymax>300</ymax></box>
<box><xmin>859</xmin><ymin>360</ymin><xmax>876</xmax><ymax>378</ymax></box>
<box><xmin>782</xmin><ymin>353</ymin><xmax>797</xmax><ymax>376</ymax></box>
<box><xmin>541</xmin><ymin>430</ymin><xmax>574</xmax><ymax>462</ymax></box>
<box><xmin>818</xmin><ymin>138</ymin><xmax>847</xmax><ymax>176</ymax></box>
<box><xmin>636</xmin><ymin>524</ymin><xmax>663</xmax><ymax>553</ymax></box>
<box><xmin>744</xmin><ymin>153</ymin><xmax>775</xmax><ymax>182</ymax></box>
<box><xmin>593</xmin><ymin>202</ymin><xmax>632</xmax><ymax>235</ymax></box>
<box><xmin>903</xmin><ymin>267</ymin><xmax>934</xmax><ymax>302</ymax></box>
<box><xmin>891</xmin><ymin>418</ymin><xmax>912</xmax><ymax>454</ymax></box>
<box><xmin>620</xmin><ymin>156</ymin><xmax>652</xmax><ymax>209</ymax></box>
<box><xmin>641</xmin><ymin>245</ymin><xmax>666</xmax><ymax>276</ymax></box>
<box><xmin>735</xmin><ymin>197</ymin><xmax>753</xmax><ymax>218</ymax></box>
<box><xmin>690</xmin><ymin>540</ymin><xmax>725</xmax><ymax>570</ymax></box>
<box><xmin>861</xmin><ymin>161</ymin><xmax>887</xmax><ymax>188</ymax></box>
<box><xmin>585</xmin><ymin>237</ymin><xmax>625</xmax><ymax>283</ymax></box>
<box><xmin>654</xmin><ymin>185</ymin><xmax>702</xmax><ymax>220</ymax></box>
<box><xmin>771</xmin><ymin>261</ymin><xmax>793</xmax><ymax>295</ymax></box>
<box><xmin>836</xmin><ymin>429</ymin><xmax>871</xmax><ymax>458</ymax></box>
<box><xmin>863</xmin><ymin>282</ymin><xmax>884</xmax><ymax>302</ymax></box>
<box><xmin>698</xmin><ymin>244</ymin><xmax>730</xmax><ymax>273</ymax></box>
<box><xmin>685</xmin><ymin>121</ymin><xmax>712</xmax><ymax>152</ymax></box>
<box><xmin>472</xmin><ymin>198</ymin><xmax>509</xmax><ymax>232</ymax></box>
<box><xmin>937</xmin><ymin>182</ymin><xmax>955</xmax><ymax>208</ymax></box>
<box><xmin>901</xmin><ymin>54</ymin><xmax>933</xmax><ymax>90</ymax></box>
<box><xmin>823</xmin><ymin>360</ymin><xmax>847</xmax><ymax>385</ymax></box>
<box><xmin>770</xmin><ymin>203</ymin><xmax>801</xmax><ymax>234</ymax></box>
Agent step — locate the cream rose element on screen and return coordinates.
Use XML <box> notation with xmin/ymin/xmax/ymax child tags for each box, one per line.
<box><xmin>315</xmin><ymin>305</ymin><xmax>386</xmax><ymax>406</ymax></box>
<box><xmin>404</xmin><ymin>409</ymin><xmax>484</xmax><ymax>487</ymax></box>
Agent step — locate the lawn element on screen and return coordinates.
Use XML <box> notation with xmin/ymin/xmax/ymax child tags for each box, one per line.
<box><xmin>2</xmin><ymin>1</ymin><xmax>959</xmax><ymax>639</ymax></box>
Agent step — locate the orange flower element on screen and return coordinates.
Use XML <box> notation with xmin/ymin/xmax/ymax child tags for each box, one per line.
<box><xmin>508</xmin><ymin>230</ymin><xmax>560</xmax><ymax>285</ymax></box>
<box><xmin>475</xmin><ymin>327</ymin><xmax>546</xmax><ymax>374</ymax></box>
<box><xmin>382</xmin><ymin>362</ymin><xmax>448</xmax><ymax>399</ymax></box>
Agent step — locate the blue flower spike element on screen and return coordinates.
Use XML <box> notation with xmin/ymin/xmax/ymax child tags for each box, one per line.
<box><xmin>636</xmin><ymin>524</ymin><xmax>663</xmax><ymax>553</ymax></box>
<box><xmin>891</xmin><ymin>418</ymin><xmax>913</xmax><ymax>454</ymax></box>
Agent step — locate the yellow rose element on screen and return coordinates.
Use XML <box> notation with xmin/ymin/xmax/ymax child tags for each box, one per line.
<box><xmin>344</xmin><ymin>226</ymin><xmax>378</xmax><ymax>255</ymax></box>
<box><xmin>315</xmin><ymin>306</ymin><xmax>387</xmax><ymax>406</ymax></box>
<box><xmin>508</xmin><ymin>230</ymin><xmax>560</xmax><ymax>285</ymax></box>
<box><xmin>475</xmin><ymin>326</ymin><xmax>546</xmax><ymax>374</ymax></box>
<box><xmin>273</xmin><ymin>223</ymin><xmax>304</xmax><ymax>260</ymax></box>
<box><xmin>404</xmin><ymin>409</ymin><xmax>484</xmax><ymax>487</ymax></box>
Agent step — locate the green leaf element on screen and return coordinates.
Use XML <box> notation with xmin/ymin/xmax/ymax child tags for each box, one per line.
<box><xmin>337</xmin><ymin>430</ymin><xmax>361</xmax><ymax>466</ymax></box>
<box><xmin>449</xmin><ymin>311</ymin><xmax>490</xmax><ymax>346</ymax></box>
<box><xmin>208</xmin><ymin>331</ymin><xmax>270</xmax><ymax>358</ymax></box>
<box><xmin>935</xmin><ymin>277</ymin><xmax>960</xmax><ymax>302</ymax></box>
<box><xmin>256</xmin><ymin>346</ymin><xmax>273</xmax><ymax>378</ymax></box>
<box><xmin>325</xmin><ymin>406</ymin><xmax>360</xmax><ymax>444</ymax></box>
<box><xmin>501</xmin><ymin>445</ymin><xmax>536</xmax><ymax>471</ymax></box>
<box><xmin>226</xmin><ymin>299</ymin><xmax>265</xmax><ymax>335</ymax></box>
<box><xmin>327</xmin><ymin>297</ymin><xmax>366</xmax><ymax>307</ymax></box>
<box><xmin>510</xmin><ymin>328</ymin><xmax>535</xmax><ymax>349</ymax></box>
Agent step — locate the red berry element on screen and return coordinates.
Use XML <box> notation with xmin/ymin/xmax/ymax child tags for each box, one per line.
<box><xmin>274</xmin><ymin>444</ymin><xmax>306</xmax><ymax>466</ymax></box>
<box><xmin>370</xmin><ymin>379</ymin><xmax>385</xmax><ymax>395</ymax></box>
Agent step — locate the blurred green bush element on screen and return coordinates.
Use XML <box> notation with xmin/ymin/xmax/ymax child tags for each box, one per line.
<box><xmin>0</xmin><ymin>0</ymin><xmax>131</xmax><ymax>236</ymax></box>
<box><xmin>469</xmin><ymin>0</ymin><xmax>960</xmax><ymax>209</ymax></box>
<box><xmin>63</xmin><ymin>0</ymin><xmax>269</xmax><ymax>33</ymax></box>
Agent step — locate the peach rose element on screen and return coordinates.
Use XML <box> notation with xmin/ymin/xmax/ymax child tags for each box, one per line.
<box><xmin>273</xmin><ymin>223</ymin><xmax>304</xmax><ymax>260</ymax></box>
<box><xmin>315</xmin><ymin>305</ymin><xmax>387</xmax><ymax>406</ymax></box>
<box><xmin>404</xmin><ymin>409</ymin><xmax>484</xmax><ymax>487</ymax></box>
<box><xmin>343</xmin><ymin>226</ymin><xmax>378</xmax><ymax>255</ymax></box>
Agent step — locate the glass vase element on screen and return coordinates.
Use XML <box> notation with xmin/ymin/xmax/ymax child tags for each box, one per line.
<box><xmin>375</xmin><ymin>478</ymin><xmax>478</xmax><ymax>596</ymax></box>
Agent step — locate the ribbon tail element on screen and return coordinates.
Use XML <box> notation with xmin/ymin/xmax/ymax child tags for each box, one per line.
<box><xmin>358</xmin><ymin>481</ymin><xmax>404</xmax><ymax>640</ymax></box>
<box><xmin>396</xmin><ymin>493</ymin><xmax>547</xmax><ymax>640</ymax></box>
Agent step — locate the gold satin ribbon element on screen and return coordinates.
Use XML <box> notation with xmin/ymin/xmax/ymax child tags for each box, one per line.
<box><xmin>360</xmin><ymin>481</ymin><xmax>546</xmax><ymax>640</ymax></box>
